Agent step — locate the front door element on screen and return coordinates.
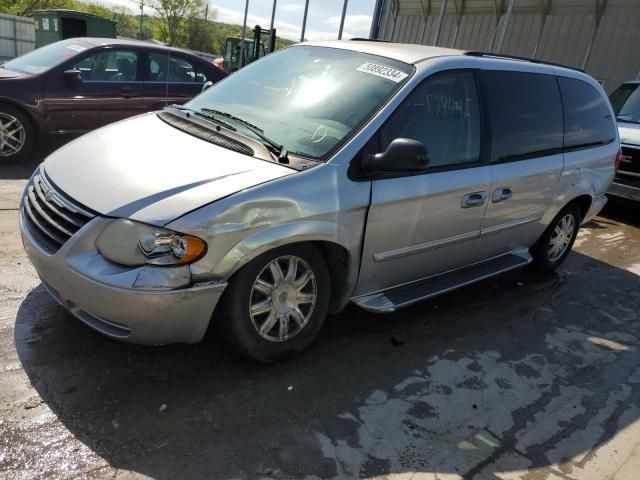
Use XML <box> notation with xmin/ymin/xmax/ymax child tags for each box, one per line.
<box><xmin>356</xmin><ymin>70</ymin><xmax>491</xmax><ymax>296</ymax></box>
<box><xmin>44</xmin><ymin>48</ymin><xmax>144</xmax><ymax>134</ymax></box>
<box><xmin>473</xmin><ymin>70</ymin><xmax>565</xmax><ymax>261</ymax></box>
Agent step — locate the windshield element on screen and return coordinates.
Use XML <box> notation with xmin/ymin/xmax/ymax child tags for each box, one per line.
<box><xmin>3</xmin><ymin>39</ymin><xmax>91</xmax><ymax>74</ymax></box>
<box><xmin>610</xmin><ymin>83</ymin><xmax>640</xmax><ymax>124</ymax></box>
<box><xmin>186</xmin><ymin>45</ymin><xmax>414</xmax><ymax>159</ymax></box>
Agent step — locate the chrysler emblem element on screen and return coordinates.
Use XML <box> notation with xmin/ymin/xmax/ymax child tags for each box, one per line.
<box><xmin>42</xmin><ymin>184</ymin><xmax>54</xmax><ymax>202</ymax></box>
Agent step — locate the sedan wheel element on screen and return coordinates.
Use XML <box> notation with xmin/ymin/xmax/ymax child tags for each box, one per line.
<box><xmin>0</xmin><ymin>112</ymin><xmax>26</xmax><ymax>157</ymax></box>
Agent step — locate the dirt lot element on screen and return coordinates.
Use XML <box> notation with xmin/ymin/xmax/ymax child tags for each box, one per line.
<box><xmin>1</xmin><ymin>158</ymin><xmax>640</xmax><ymax>479</ymax></box>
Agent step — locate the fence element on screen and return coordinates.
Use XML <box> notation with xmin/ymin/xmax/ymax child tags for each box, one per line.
<box><xmin>0</xmin><ymin>13</ymin><xmax>35</xmax><ymax>60</ymax></box>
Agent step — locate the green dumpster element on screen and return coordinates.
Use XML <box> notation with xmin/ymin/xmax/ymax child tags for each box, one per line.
<box><xmin>33</xmin><ymin>10</ymin><xmax>116</xmax><ymax>48</ymax></box>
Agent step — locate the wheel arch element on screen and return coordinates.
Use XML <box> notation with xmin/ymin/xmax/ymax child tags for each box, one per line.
<box><xmin>0</xmin><ymin>99</ymin><xmax>39</xmax><ymax>140</ymax></box>
<box><xmin>211</xmin><ymin>221</ymin><xmax>361</xmax><ymax>314</ymax></box>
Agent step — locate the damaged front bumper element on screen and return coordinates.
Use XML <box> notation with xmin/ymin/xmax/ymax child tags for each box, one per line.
<box><xmin>20</xmin><ymin>212</ymin><xmax>227</xmax><ymax>345</ymax></box>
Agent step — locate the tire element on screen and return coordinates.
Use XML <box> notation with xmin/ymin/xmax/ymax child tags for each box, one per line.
<box><xmin>531</xmin><ymin>203</ymin><xmax>582</xmax><ymax>272</ymax></box>
<box><xmin>218</xmin><ymin>244</ymin><xmax>331</xmax><ymax>362</ymax></box>
<box><xmin>0</xmin><ymin>105</ymin><xmax>35</xmax><ymax>163</ymax></box>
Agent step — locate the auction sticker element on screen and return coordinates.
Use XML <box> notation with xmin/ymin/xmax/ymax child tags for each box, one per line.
<box><xmin>67</xmin><ymin>44</ymin><xmax>87</xmax><ymax>52</ymax></box>
<box><xmin>356</xmin><ymin>63</ymin><xmax>408</xmax><ymax>83</ymax></box>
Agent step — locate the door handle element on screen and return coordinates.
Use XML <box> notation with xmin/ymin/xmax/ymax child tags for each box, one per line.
<box><xmin>120</xmin><ymin>86</ymin><xmax>132</xmax><ymax>98</ymax></box>
<box><xmin>492</xmin><ymin>187</ymin><xmax>513</xmax><ymax>203</ymax></box>
<box><xmin>462</xmin><ymin>191</ymin><xmax>487</xmax><ymax>208</ymax></box>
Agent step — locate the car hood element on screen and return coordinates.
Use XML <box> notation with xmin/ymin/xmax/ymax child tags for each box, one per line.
<box><xmin>44</xmin><ymin>113</ymin><xmax>295</xmax><ymax>225</ymax></box>
<box><xmin>618</xmin><ymin>122</ymin><xmax>640</xmax><ymax>146</ymax></box>
<box><xmin>0</xmin><ymin>67</ymin><xmax>26</xmax><ymax>79</ymax></box>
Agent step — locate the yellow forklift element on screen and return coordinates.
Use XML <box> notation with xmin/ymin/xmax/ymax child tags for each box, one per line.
<box><xmin>221</xmin><ymin>25</ymin><xmax>276</xmax><ymax>73</ymax></box>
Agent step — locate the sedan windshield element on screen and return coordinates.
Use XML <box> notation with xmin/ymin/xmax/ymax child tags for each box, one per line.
<box><xmin>610</xmin><ymin>83</ymin><xmax>640</xmax><ymax>124</ymax></box>
<box><xmin>186</xmin><ymin>45</ymin><xmax>414</xmax><ymax>159</ymax></box>
<box><xmin>3</xmin><ymin>39</ymin><xmax>92</xmax><ymax>74</ymax></box>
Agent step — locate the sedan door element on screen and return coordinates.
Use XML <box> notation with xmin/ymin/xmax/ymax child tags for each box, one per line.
<box><xmin>143</xmin><ymin>51</ymin><xmax>210</xmax><ymax>111</ymax></box>
<box><xmin>355</xmin><ymin>70</ymin><xmax>492</xmax><ymax>295</ymax></box>
<box><xmin>473</xmin><ymin>70</ymin><xmax>565</xmax><ymax>261</ymax></box>
<box><xmin>43</xmin><ymin>47</ymin><xmax>144</xmax><ymax>135</ymax></box>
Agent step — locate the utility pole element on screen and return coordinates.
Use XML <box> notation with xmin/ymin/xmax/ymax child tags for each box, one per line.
<box><xmin>139</xmin><ymin>0</ymin><xmax>144</xmax><ymax>40</ymax></box>
<box><xmin>269</xmin><ymin>0</ymin><xmax>277</xmax><ymax>52</ymax></box>
<box><xmin>204</xmin><ymin>3</ymin><xmax>209</xmax><ymax>21</ymax></box>
<box><xmin>240</xmin><ymin>0</ymin><xmax>250</xmax><ymax>67</ymax></box>
<box><xmin>338</xmin><ymin>0</ymin><xmax>348</xmax><ymax>39</ymax></box>
<box><xmin>300</xmin><ymin>0</ymin><xmax>310</xmax><ymax>42</ymax></box>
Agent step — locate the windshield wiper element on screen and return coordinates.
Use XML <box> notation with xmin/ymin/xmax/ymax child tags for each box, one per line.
<box><xmin>200</xmin><ymin>108</ymin><xmax>289</xmax><ymax>164</ymax></box>
<box><xmin>172</xmin><ymin>105</ymin><xmax>238</xmax><ymax>132</ymax></box>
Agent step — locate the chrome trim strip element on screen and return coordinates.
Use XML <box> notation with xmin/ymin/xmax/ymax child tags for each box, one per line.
<box><xmin>373</xmin><ymin>230</ymin><xmax>480</xmax><ymax>262</ymax></box>
<box><xmin>480</xmin><ymin>213</ymin><xmax>543</xmax><ymax>236</ymax></box>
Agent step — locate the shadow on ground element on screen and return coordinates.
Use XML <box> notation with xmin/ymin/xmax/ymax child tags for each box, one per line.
<box><xmin>12</xmin><ymin>244</ymin><xmax>640</xmax><ymax>478</ymax></box>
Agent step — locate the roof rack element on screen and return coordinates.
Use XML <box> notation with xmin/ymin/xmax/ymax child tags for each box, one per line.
<box><xmin>349</xmin><ymin>38</ymin><xmax>391</xmax><ymax>43</ymax></box>
<box><xmin>464</xmin><ymin>51</ymin><xmax>584</xmax><ymax>72</ymax></box>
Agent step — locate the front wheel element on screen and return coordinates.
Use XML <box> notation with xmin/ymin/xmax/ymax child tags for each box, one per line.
<box><xmin>0</xmin><ymin>106</ymin><xmax>34</xmax><ymax>162</ymax></box>
<box><xmin>218</xmin><ymin>244</ymin><xmax>331</xmax><ymax>362</ymax></box>
<box><xmin>531</xmin><ymin>204</ymin><xmax>582</xmax><ymax>272</ymax></box>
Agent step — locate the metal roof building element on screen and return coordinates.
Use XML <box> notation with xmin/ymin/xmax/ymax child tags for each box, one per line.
<box><xmin>370</xmin><ymin>0</ymin><xmax>640</xmax><ymax>92</ymax></box>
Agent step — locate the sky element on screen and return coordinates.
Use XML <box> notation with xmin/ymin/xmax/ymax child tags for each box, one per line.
<box><xmin>90</xmin><ymin>0</ymin><xmax>377</xmax><ymax>42</ymax></box>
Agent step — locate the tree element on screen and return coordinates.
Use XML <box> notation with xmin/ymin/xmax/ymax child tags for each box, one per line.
<box><xmin>152</xmin><ymin>0</ymin><xmax>201</xmax><ymax>46</ymax></box>
<box><xmin>111</xmin><ymin>6</ymin><xmax>138</xmax><ymax>38</ymax></box>
<box><xmin>5</xmin><ymin>0</ymin><xmax>72</xmax><ymax>17</ymax></box>
<box><xmin>185</xmin><ymin>4</ymin><xmax>217</xmax><ymax>52</ymax></box>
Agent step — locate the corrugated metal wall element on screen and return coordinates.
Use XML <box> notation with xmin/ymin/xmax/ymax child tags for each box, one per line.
<box><xmin>0</xmin><ymin>14</ymin><xmax>36</xmax><ymax>60</ymax></box>
<box><xmin>375</xmin><ymin>0</ymin><xmax>640</xmax><ymax>92</ymax></box>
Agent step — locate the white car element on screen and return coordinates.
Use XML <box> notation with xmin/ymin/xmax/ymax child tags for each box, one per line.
<box><xmin>609</xmin><ymin>81</ymin><xmax>640</xmax><ymax>202</ymax></box>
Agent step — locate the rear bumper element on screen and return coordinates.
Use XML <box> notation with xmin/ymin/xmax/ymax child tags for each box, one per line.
<box><xmin>608</xmin><ymin>181</ymin><xmax>640</xmax><ymax>202</ymax></box>
<box><xmin>20</xmin><ymin>211</ymin><xmax>226</xmax><ymax>345</ymax></box>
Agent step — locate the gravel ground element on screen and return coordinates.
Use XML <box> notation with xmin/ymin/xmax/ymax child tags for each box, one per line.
<box><xmin>1</xmin><ymin>159</ymin><xmax>640</xmax><ymax>479</ymax></box>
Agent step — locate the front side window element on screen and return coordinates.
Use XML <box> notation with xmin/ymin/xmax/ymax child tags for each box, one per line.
<box><xmin>73</xmin><ymin>50</ymin><xmax>138</xmax><ymax>82</ymax></box>
<box><xmin>3</xmin><ymin>39</ymin><xmax>92</xmax><ymax>74</ymax></box>
<box><xmin>610</xmin><ymin>83</ymin><xmax>640</xmax><ymax>124</ymax></box>
<box><xmin>483</xmin><ymin>71</ymin><xmax>563</xmax><ymax>162</ymax></box>
<box><xmin>187</xmin><ymin>46</ymin><xmax>414</xmax><ymax>159</ymax></box>
<box><xmin>379</xmin><ymin>70</ymin><xmax>481</xmax><ymax>168</ymax></box>
<box><xmin>559</xmin><ymin>77</ymin><xmax>616</xmax><ymax>149</ymax></box>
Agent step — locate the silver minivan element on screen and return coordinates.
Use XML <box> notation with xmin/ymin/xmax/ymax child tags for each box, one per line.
<box><xmin>20</xmin><ymin>41</ymin><xmax>618</xmax><ymax>361</ymax></box>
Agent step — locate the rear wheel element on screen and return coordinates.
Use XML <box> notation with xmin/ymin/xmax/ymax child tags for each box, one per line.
<box><xmin>218</xmin><ymin>244</ymin><xmax>331</xmax><ymax>362</ymax></box>
<box><xmin>531</xmin><ymin>204</ymin><xmax>582</xmax><ymax>272</ymax></box>
<box><xmin>0</xmin><ymin>105</ymin><xmax>34</xmax><ymax>162</ymax></box>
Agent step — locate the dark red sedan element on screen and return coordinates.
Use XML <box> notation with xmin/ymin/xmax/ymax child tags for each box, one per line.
<box><xmin>0</xmin><ymin>38</ymin><xmax>227</xmax><ymax>161</ymax></box>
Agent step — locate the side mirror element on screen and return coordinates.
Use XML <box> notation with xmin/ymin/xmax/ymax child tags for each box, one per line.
<box><xmin>63</xmin><ymin>68</ymin><xmax>82</xmax><ymax>83</ymax></box>
<box><xmin>201</xmin><ymin>80</ymin><xmax>214</xmax><ymax>92</ymax></box>
<box><xmin>362</xmin><ymin>138</ymin><xmax>429</xmax><ymax>173</ymax></box>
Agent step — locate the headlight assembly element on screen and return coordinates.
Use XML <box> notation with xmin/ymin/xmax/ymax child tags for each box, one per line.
<box><xmin>96</xmin><ymin>219</ymin><xmax>207</xmax><ymax>267</ymax></box>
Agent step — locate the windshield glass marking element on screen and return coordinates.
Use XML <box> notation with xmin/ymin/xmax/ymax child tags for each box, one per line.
<box><xmin>356</xmin><ymin>63</ymin><xmax>409</xmax><ymax>83</ymax></box>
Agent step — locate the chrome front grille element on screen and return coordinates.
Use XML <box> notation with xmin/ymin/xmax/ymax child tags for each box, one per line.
<box><xmin>22</xmin><ymin>173</ymin><xmax>94</xmax><ymax>254</ymax></box>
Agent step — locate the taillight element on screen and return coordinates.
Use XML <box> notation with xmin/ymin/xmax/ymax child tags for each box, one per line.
<box><xmin>615</xmin><ymin>148</ymin><xmax>623</xmax><ymax>172</ymax></box>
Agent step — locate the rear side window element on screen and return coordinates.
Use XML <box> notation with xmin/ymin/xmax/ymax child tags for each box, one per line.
<box><xmin>558</xmin><ymin>77</ymin><xmax>616</xmax><ymax>149</ymax></box>
<box><xmin>483</xmin><ymin>71</ymin><xmax>563</xmax><ymax>162</ymax></box>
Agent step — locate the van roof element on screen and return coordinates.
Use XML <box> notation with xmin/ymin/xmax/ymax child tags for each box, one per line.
<box><xmin>304</xmin><ymin>40</ymin><xmax>464</xmax><ymax>65</ymax></box>
<box><xmin>302</xmin><ymin>40</ymin><xmax>583</xmax><ymax>76</ymax></box>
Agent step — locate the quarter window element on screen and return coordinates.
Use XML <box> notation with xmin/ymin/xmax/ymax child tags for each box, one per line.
<box><xmin>483</xmin><ymin>71</ymin><xmax>563</xmax><ymax>162</ymax></box>
<box><xmin>380</xmin><ymin>71</ymin><xmax>481</xmax><ymax>168</ymax></box>
<box><xmin>73</xmin><ymin>50</ymin><xmax>138</xmax><ymax>82</ymax></box>
<box><xmin>558</xmin><ymin>77</ymin><xmax>616</xmax><ymax>149</ymax></box>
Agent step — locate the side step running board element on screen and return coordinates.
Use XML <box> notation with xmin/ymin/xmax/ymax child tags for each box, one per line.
<box><xmin>352</xmin><ymin>251</ymin><xmax>532</xmax><ymax>313</ymax></box>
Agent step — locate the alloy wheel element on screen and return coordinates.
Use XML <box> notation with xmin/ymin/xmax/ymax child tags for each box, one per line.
<box><xmin>0</xmin><ymin>113</ymin><xmax>26</xmax><ymax>157</ymax></box>
<box><xmin>249</xmin><ymin>255</ymin><xmax>317</xmax><ymax>342</ymax></box>
<box><xmin>548</xmin><ymin>214</ymin><xmax>575</xmax><ymax>262</ymax></box>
